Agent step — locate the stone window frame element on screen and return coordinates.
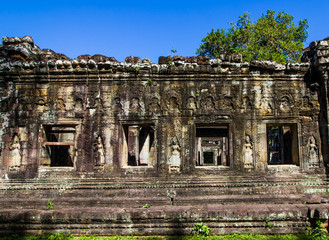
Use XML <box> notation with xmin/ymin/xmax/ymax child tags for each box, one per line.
<box><xmin>265</xmin><ymin>122</ymin><xmax>300</xmax><ymax>167</ymax></box>
<box><xmin>39</xmin><ymin>122</ymin><xmax>79</xmax><ymax>170</ymax></box>
<box><xmin>194</xmin><ymin>123</ymin><xmax>232</xmax><ymax>168</ymax></box>
<box><xmin>120</xmin><ymin>122</ymin><xmax>156</xmax><ymax>168</ymax></box>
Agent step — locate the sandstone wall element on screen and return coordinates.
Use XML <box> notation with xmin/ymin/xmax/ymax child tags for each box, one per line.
<box><xmin>0</xmin><ymin>36</ymin><xmax>325</xmax><ymax>179</ymax></box>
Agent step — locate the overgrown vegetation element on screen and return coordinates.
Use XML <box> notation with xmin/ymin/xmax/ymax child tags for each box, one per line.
<box><xmin>192</xmin><ymin>222</ymin><xmax>210</xmax><ymax>236</ymax></box>
<box><xmin>142</xmin><ymin>203</ymin><xmax>150</xmax><ymax>208</ymax></box>
<box><xmin>265</xmin><ymin>218</ymin><xmax>274</xmax><ymax>229</ymax></box>
<box><xmin>47</xmin><ymin>200</ymin><xmax>54</xmax><ymax>210</ymax></box>
<box><xmin>305</xmin><ymin>220</ymin><xmax>328</xmax><ymax>240</ymax></box>
<box><xmin>197</xmin><ymin>10</ymin><xmax>308</xmax><ymax>64</ymax></box>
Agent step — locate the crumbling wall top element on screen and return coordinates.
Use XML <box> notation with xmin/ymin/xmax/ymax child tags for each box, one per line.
<box><xmin>0</xmin><ymin>36</ymin><xmax>310</xmax><ymax>75</ymax></box>
<box><xmin>302</xmin><ymin>40</ymin><xmax>329</xmax><ymax>66</ymax></box>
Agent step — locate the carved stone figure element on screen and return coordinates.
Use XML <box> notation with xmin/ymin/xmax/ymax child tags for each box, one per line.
<box><xmin>56</xmin><ymin>98</ymin><xmax>66</xmax><ymax>111</ymax></box>
<box><xmin>168</xmin><ymin>97</ymin><xmax>180</xmax><ymax>113</ymax></box>
<box><xmin>279</xmin><ymin>96</ymin><xmax>291</xmax><ymax>113</ymax></box>
<box><xmin>260</xmin><ymin>98</ymin><xmax>273</xmax><ymax>114</ymax></box>
<box><xmin>308</xmin><ymin>136</ymin><xmax>319</xmax><ymax>167</ymax></box>
<box><xmin>94</xmin><ymin>98</ymin><xmax>103</xmax><ymax>110</ymax></box>
<box><xmin>241</xmin><ymin>97</ymin><xmax>252</xmax><ymax>110</ymax></box>
<box><xmin>223</xmin><ymin>97</ymin><xmax>234</xmax><ymax>109</ymax></box>
<box><xmin>10</xmin><ymin>135</ymin><xmax>21</xmax><ymax>167</ymax></box>
<box><xmin>36</xmin><ymin>98</ymin><xmax>46</xmax><ymax>112</ymax></box>
<box><xmin>204</xmin><ymin>96</ymin><xmax>215</xmax><ymax>110</ymax></box>
<box><xmin>149</xmin><ymin>97</ymin><xmax>161</xmax><ymax>114</ymax></box>
<box><xmin>68</xmin><ymin>145</ymin><xmax>76</xmax><ymax>163</ymax></box>
<box><xmin>93</xmin><ymin>136</ymin><xmax>105</xmax><ymax>166</ymax></box>
<box><xmin>186</xmin><ymin>96</ymin><xmax>196</xmax><ymax>109</ymax></box>
<box><xmin>113</xmin><ymin>98</ymin><xmax>122</xmax><ymax>112</ymax></box>
<box><xmin>74</xmin><ymin>98</ymin><xmax>83</xmax><ymax>111</ymax></box>
<box><xmin>17</xmin><ymin>99</ymin><xmax>26</xmax><ymax>111</ymax></box>
<box><xmin>130</xmin><ymin>97</ymin><xmax>141</xmax><ymax>113</ymax></box>
<box><xmin>169</xmin><ymin>137</ymin><xmax>181</xmax><ymax>166</ymax></box>
<box><xmin>243</xmin><ymin>135</ymin><xmax>253</xmax><ymax>168</ymax></box>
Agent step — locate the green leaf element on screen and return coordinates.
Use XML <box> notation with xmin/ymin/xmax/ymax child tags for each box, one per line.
<box><xmin>196</xmin><ymin>10</ymin><xmax>308</xmax><ymax>64</ymax></box>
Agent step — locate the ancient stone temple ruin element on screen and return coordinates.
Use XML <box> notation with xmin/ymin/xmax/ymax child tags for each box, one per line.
<box><xmin>0</xmin><ymin>36</ymin><xmax>329</xmax><ymax>235</ymax></box>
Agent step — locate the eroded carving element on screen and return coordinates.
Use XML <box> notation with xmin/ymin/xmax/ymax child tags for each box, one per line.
<box><xmin>243</xmin><ymin>135</ymin><xmax>253</xmax><ymax>168</ymax></box>
<box><xmin>148</xmin><ymin>97</ymin><xmax>161</xmax><ymax>115</ymax></box>
<box><xmin>130</xmin><ymin>97</ymin><xmax>141</xmax><ymax>113</ymax></box>
<box><xmin>186</xmin><ymin>96</ymin><xmax>197</xmax><ymax>109</ymax></box>
<box><xmin>74</xmin><ymin>98</ymin><xmax>83</xmax><ymax>111</ymax></box>
<box><xmin>56</xmin><ymin>98</ymin><xmax>66</xmax><ymax>111</ymax></box>
<box><xmin>169</xmin><ymin>137</ymin><xmax>181</xmax><ymax>173</ymax></box>
<box><xmin>9</xmin><ymin>134</ymin><xmax>21</xmax><ymax>168</ymax></box>
<box><xmin>241</xmin><ymin>96</ymin><xmax>252</xmax><ymax>111</ymax></box>
<box><xmin>203</xmin><ymin>96</ymin><xmax>215</xmax><ymax>110</ymax></box>
<box><xmin>169</xmin><ymin>137</ymin><xmax>181</xmax><ymax>166</ymax></box>
<box><xmin>279</xmin><ymin>96</ymin><xmax>292</xmax><ymax>113</ymax></box>
<box><xmin>308</xmin><ymin>136</ymin><xmax>319</xmax><ymax>167</ymax></box>
<box><xmin>113</xmin><ymin>98</ymin><xmax>122</xmax><ymax>113</ymax></box>
<box><xmin>93</xmin><ymin>136</ymin><xmax>105</xmax><ymax>166</ymax></box>
<box><xmin>168</xmin><ymin>97</ymin><xmax>180</xmax><ymax>114</ymax></box>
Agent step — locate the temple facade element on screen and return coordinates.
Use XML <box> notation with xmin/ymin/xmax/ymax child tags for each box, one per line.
<box><xmin>0</xmin><ymin>36</ymin><xmax>328</xmax><ymax>235</ymax></box>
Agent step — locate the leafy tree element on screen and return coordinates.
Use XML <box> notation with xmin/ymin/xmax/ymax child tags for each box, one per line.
<box><xmin>196</xmin><ymin>10</ymin><xmax>308</xmax><ymax>64</ymax></box>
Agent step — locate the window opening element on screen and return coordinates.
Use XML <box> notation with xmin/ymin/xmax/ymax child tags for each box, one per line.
<box><xmin>267</xmin><ymin>124</ymin><xmax>298</xmax><ymax>165</ymax></box>
<box><xmin>125</xmin><ymin>125</ymin><xmax>155</xmax><ymax>166</ymax></box>
<box><xmin>196</xmin><ymin>126</ymin><xmax>229</xmax><ymax>166</ymax></box>
<box><xmin>43</xmin><ymin>125</ymin><xmax>76</xmax><ymax>167</ymax></box>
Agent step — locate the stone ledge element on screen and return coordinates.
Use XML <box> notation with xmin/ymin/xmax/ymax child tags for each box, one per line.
<box><xmin>0</xmin><ymin>204</ymin><xmax>322</xmax><ymax>235</ymax></box>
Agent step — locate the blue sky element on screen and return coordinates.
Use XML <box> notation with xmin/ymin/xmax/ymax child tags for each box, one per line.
<box><xmin>1</xmin><ymin>0</ymin><xmax>328</xmax><ymax>63</ymax></box>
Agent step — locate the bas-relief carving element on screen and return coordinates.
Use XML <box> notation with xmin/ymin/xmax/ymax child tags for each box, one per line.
<box><xmin>17</xmin><ymin>99</ymin><xmax>30</xmax><ymax>111</ymax></box>
<box><xmin>241</xmin><ymin>96</ymin><xmax>252</xmax><ymax>111</ymax></box>
<box><xmin>9</xmin><ymin>134</ymin><xmax>21</xmax><ymax>168</ymax></box>
<box><xmin>243</xmin><ymin>135</ymin><xmax>253</xmax><ymax>168</ymax></box>
<box><xmin>94</xmin><ymin>98</ymin><xmax>103</xmax><ymax>110</ymax></box>
<box><xmin>203</xmin><ymin>96</ymin><xmax>215</xmax><ymax>110</ymax></box>
<box><xmin>169</xmin><ymin>137</ymin><xmax>181</xmax><ymax>173</ymax></box>
<box><xmin>36</xmin><ymin>98</ymin><xmax>47</xmax><ymax>112</ymax></box>
<box><xmin>93</xmin><ymin>136</ymin><xmax>105</xmax><ymax>166</ymax></box>
<box><xmin>279</xmin><ymin>96</ymin><xmax>292</xmax><ymax>113</ymax></box>
<box><xmin>308</xmin><ymin>136</ymin><xmax>319</xmax><ymax>167</ymax></box>
<box><xmin>56</xmin><ymin>98</ymin><xmax>66</xmax><ymax>111</ymax></box>
<box><xmin>113</xmin><ymin>98</ymin><xmax>123</xmax><ymax>113</ymax></box>
<box><xmin>259</xmin><ymin>97</ymin><xmax>273</xmax><ymax>114</ymax></box>
<box><xmin>168</xmin><ymin>97</ymin><xmax>180</xmax><ymax>114</ymax></box>
<box><xmin>68</xmin><ymin>145</ymin><xmax>76</xmax><ymax>164</ymax></box>
<box><xmin>148</xmin><ymin>97</ymin><xmax>161</xmax><ymax>115</ymax></box>
<box><xmin>130</xmin><ymin>97</ymin><xmax>141</xmax><ymax>113</ymax></box>
<box><xmin>223</xmin><ymin>97</ymin><xmax>234</xmax><ymax>110</ymax></box>
<box><xmin>186</xmin><ymin>96</ymin><xmax>197</xmax><ymax>109</ymax></box>
<box><xmin>258</xmin><ymin>87</ymin><xmax>274</xmax><ymax>114</ymax></box>
<box><xmin>74</xmin><ymin>98</ymin><xmax>83</xmax><ymax>111</ymax></box>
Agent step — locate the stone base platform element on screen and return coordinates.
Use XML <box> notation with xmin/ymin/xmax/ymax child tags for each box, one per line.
<box><xmin>0</xmin><ymin>173</ymin><xmax>328</xmax><ymax>235</ymax></box>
